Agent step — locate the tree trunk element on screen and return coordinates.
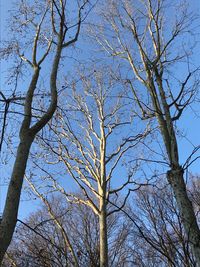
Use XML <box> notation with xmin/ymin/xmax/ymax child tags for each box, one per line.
<box><xmin>99</xmin><ymin>196</ymin><xmax>108</xmax><ymax>267</ymax></box>
<box><xmin>150</xmin><ymin>72</ymin><xmax>200</xmax><ymax>266</ymax></box>
<box><xmin>0</xmin><ymin>133</ymin><xmax>33</xmax><ymax>262</ymax></box>
<box><xmin>167</xmin><ymin>166</ymin><xmax>200</xmax><ymax>266</ymax></box>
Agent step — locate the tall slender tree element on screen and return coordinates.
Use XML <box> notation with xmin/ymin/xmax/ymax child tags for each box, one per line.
<box><xmin>30</xmin><ymin>68</ymin><xmax>149</xmax><ymax>267</ymax></box>
<box><xmin>0</xmin><ymin>0</ymin><xmax>91</xmax><ymax>262</ymax></box>
<box><xmin>90</xmin><ymin>0</ymin><xmax>200</xmax><ymax>264</ymax></box>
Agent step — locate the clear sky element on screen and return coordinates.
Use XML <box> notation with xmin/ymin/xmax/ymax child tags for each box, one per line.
<box><xmin>0</xmin><ymin>0</ymin><xmax>200</xmax><ymax>220</ymax></box>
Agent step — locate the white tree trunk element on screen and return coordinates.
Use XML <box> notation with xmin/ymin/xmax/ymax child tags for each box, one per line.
<box><xmin>99</xmin><ymin>196</ymin><xmax>108</xmax><ymax>267</ymax></box>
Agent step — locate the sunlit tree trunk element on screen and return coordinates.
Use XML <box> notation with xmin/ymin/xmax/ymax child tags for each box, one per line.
<box><xmin>99</xmin><ymin>194</ymin><xmax>108</xmax><ymax>267</ymax></box>
<box><xmin>99</xmin><ymin>115</ymin><xmax>108</xmax><ymax>267</ymax></box>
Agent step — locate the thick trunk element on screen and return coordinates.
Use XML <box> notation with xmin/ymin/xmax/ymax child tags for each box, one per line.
<box><xmin>167</xmin><ymin>166</ymin><xmax>200</xmax><ymax>266</ymax></box>
<box><xmin>99</xmin><ymin>197</ymin><xmax>108</xmax><ymax>267</ymax></box>
<box><xmin>149</xmin><ymin>73</ymin><xmax>200</xmax><ymax>265</ymax></box>
<box><xmin>0</xmin><ymin>134</ymin><xmax>33</xmax><ymax>262</ymax></box>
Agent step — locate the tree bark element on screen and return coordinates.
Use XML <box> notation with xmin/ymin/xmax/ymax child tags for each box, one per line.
<box><xmin>99</xmin><ymin>196</ymin><xmax>108</xmax><ymax>267</ymax></box>
<box><xmin>154</xmin><ymin>76</ymin><xmax>200</xmax><ymax>266</ymax></box>
<box><xmin>167</xmin><ymin>167</ymin><xmax>200</xmax><ymax>266</ymax></box>
<box><xmin>0</xmin><ymin>133</ymin><xmax>33</xmax><ymax>262</ymax></box>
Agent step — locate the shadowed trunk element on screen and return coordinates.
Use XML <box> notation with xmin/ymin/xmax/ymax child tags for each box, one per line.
<box><xmin>167</xmin><ymin>167</ymin><xmax>200</xmax><ymax>266</ymax></box>
<box><xmin>0</xmin><ymin>135</ymin><xmax>33</xmax><ymax>262</ymax></box>
<box><xmin>0</xmin><ymin>43</ymin><xmax>61</xmax><ymax>264</ymax></box>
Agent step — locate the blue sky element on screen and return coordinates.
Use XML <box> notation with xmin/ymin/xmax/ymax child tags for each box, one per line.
<box><xmin>0</xmin><ymin>0</ymin><xmax>200</xmax><ymax>220</ymax></box>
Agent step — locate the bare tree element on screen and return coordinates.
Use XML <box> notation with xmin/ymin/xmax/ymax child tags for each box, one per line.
<box><xmin>28</xmin><ymin>67</ymin><xmax>149</xmax><ymax>267</ymax></box>
<box><xmin>128</xmin><ymin>183</ymin><xmax>198</xmax><ymax>266</ymax></box>
<box><xmin>6</xmin><ymin>179</ymin><xmax>200</xmax><ymax>267</ymax></box>
<box><xmin>90</xmin><ymin>0</ymin><xmax>200</xmax><ymax>264</ymax></box>
<box><xmin>0</xmin><ymin>0</ymin><xmax>91</xmax><ymax>262</ymax></box>
<box><xmin>3</xmin><ymin>194</ymin><xmax>135</xmax><ymax>267</ymax></box>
